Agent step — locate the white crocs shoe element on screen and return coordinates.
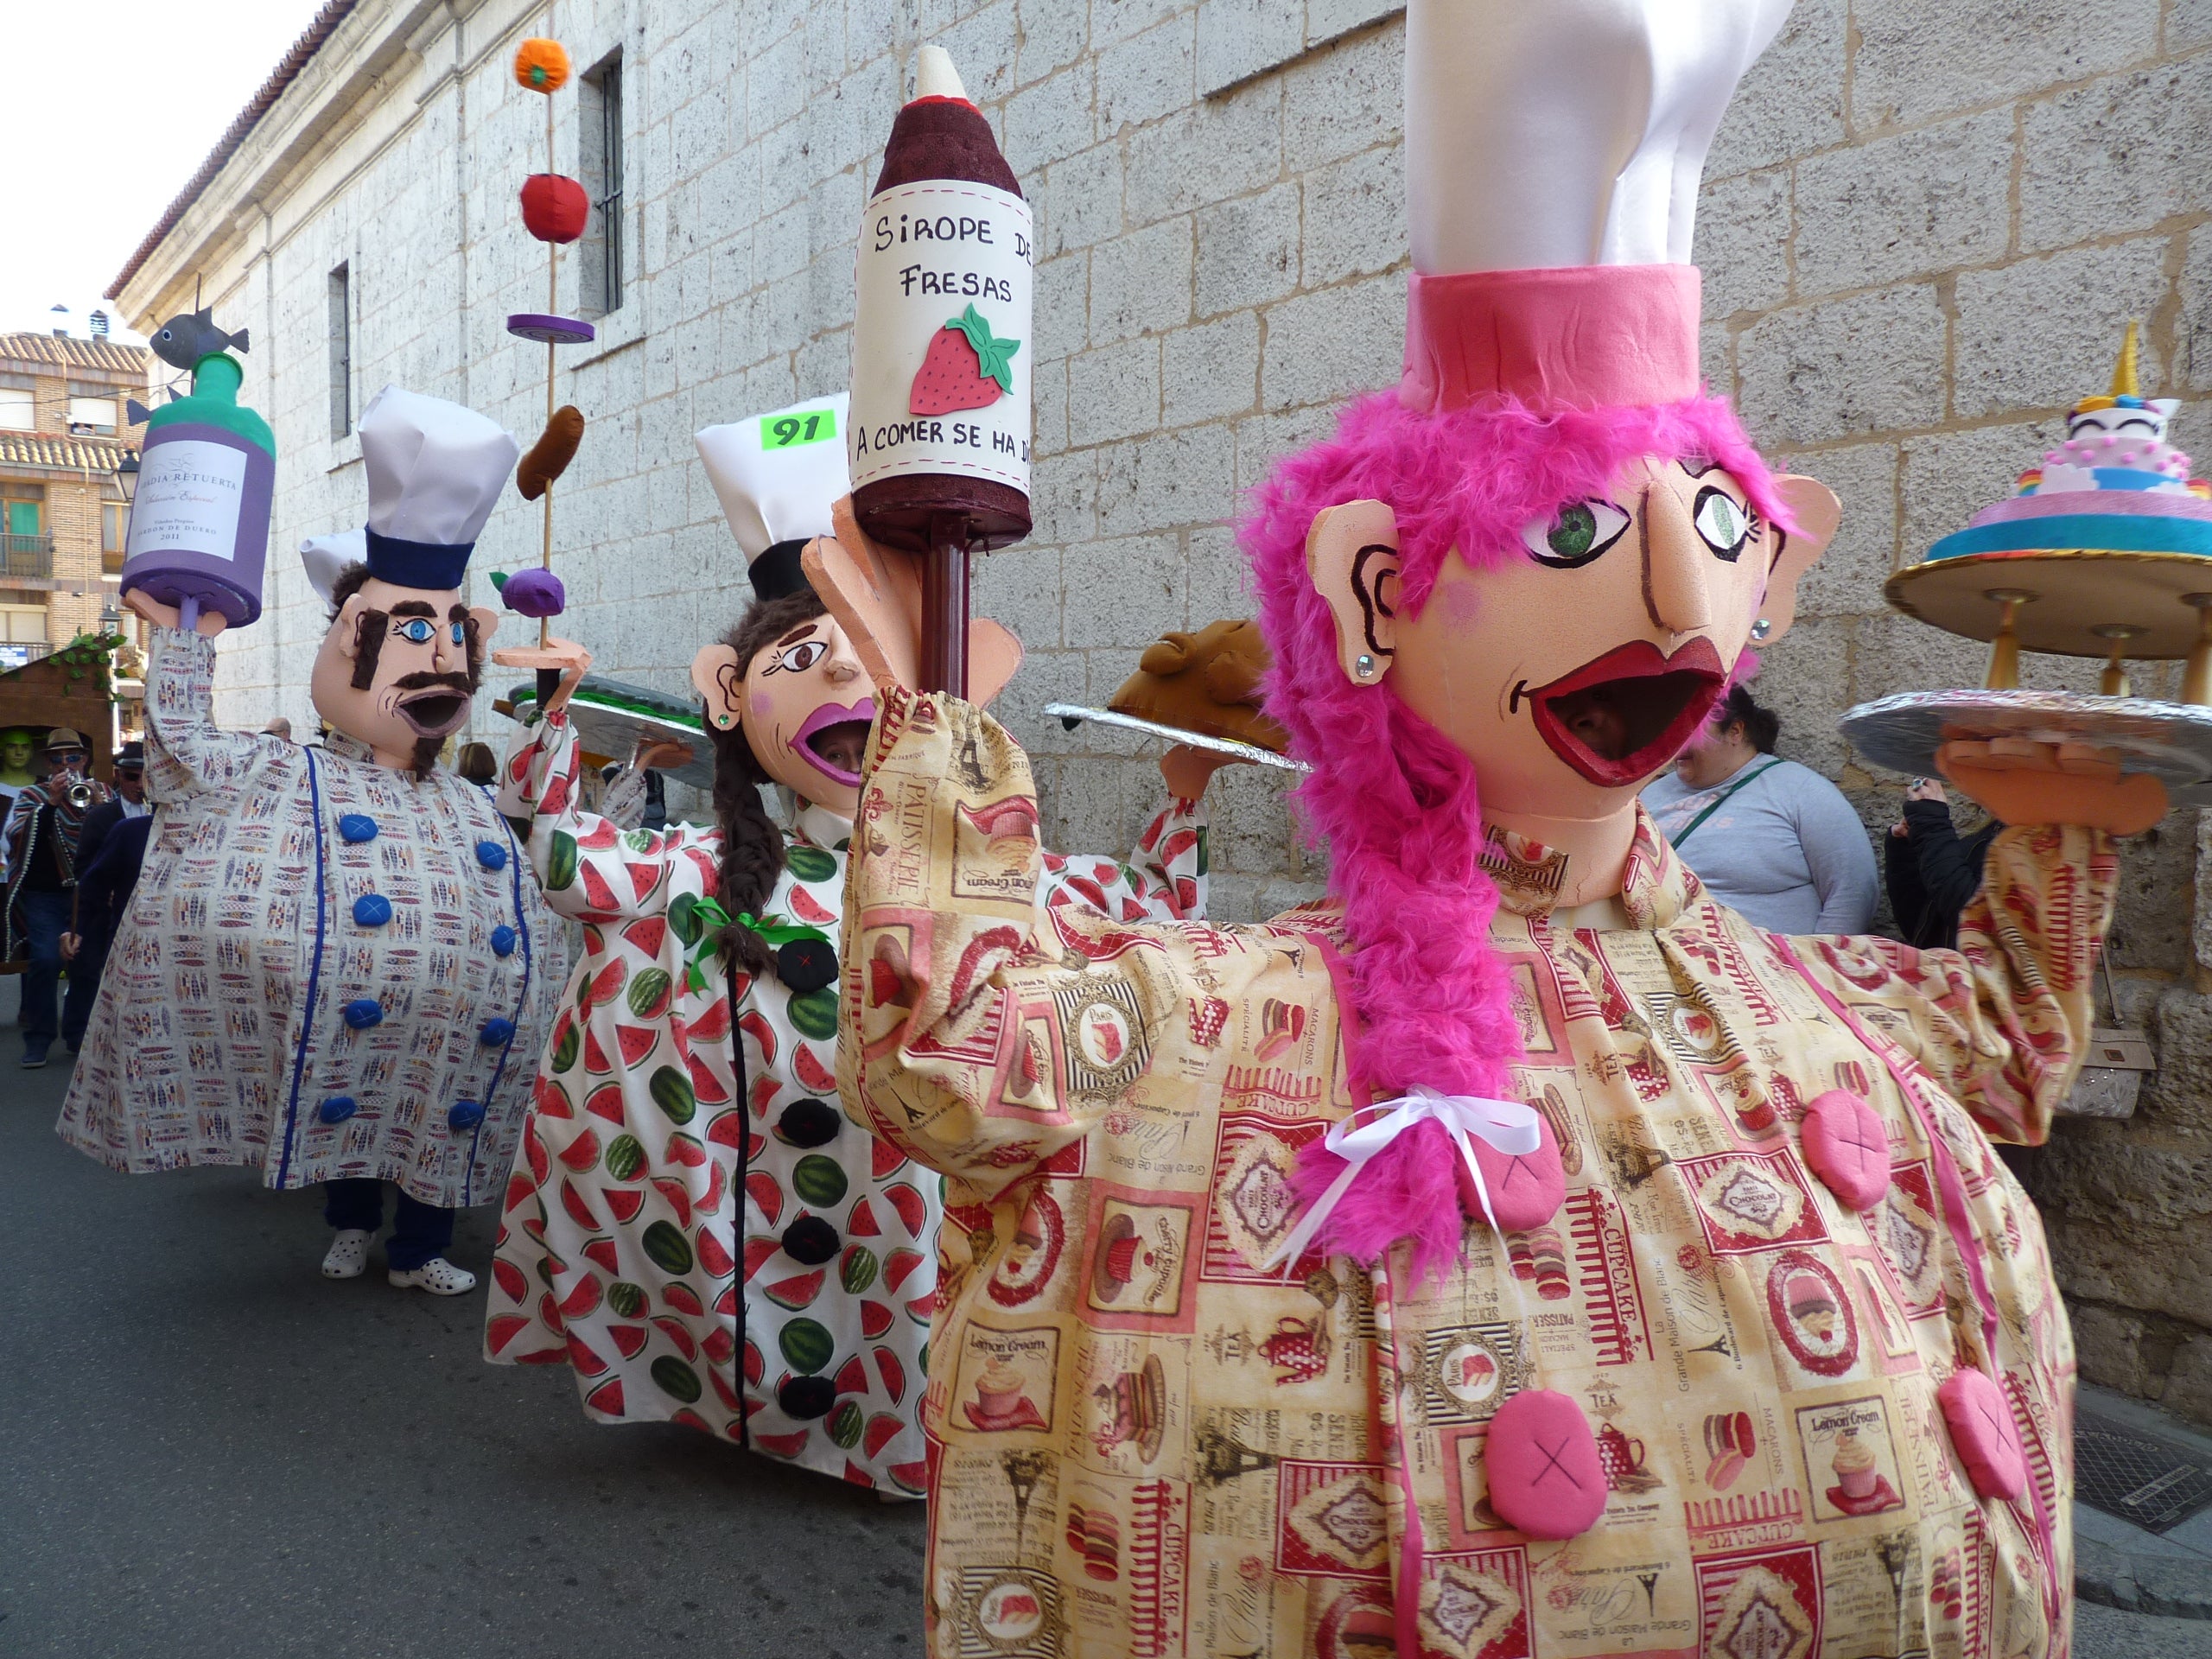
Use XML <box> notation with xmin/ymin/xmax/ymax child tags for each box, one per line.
<box><xmin>388</xmin><ymin>1256</ymin><xmax>477</xmax><ymax>1296</ymax></box>
<box><xmin>321</xmin><ymin>1229</ymin><xmax>373</xmax><ymax>1280</ymax></box>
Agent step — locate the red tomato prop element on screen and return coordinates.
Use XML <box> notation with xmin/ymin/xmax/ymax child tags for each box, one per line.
<box><xmin>520</xmin><ymin>174</ymin><xmax>590</xmax><ymax>244</ymax></box>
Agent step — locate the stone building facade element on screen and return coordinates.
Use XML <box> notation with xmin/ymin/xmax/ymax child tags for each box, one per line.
<box><xmin>111</xmin><ymin>0</ymin><xmax>2212</xmax><ymax>1418</ymax></box>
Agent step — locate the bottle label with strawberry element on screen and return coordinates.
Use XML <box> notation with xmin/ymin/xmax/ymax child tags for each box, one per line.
<box><xmin>849</xmin><ymin>178</ymin><xmax>1033</xmax><ymax>496</ymax></box>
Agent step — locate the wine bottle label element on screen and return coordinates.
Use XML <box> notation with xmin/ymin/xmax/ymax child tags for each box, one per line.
<box><xmin>849</xmin><ymin>178</ymin><xmax>1033</xmax><ymax>499</ymax></box>
<box><xmin>126</xmin><ymin>435</ymin><xmax>251</xmax><ymax>564</ymax></box>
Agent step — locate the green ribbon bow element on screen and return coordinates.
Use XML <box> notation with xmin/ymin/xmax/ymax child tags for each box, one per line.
<box><xmin>679</xmin><ymin>897</ymin><xmax>830</xmax><ymax>993</ymax></box>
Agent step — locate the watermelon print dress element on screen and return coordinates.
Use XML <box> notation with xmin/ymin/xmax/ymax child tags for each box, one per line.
<box><xmin>485</xmin><ymin>707</ymin><xmax>1208</xmax><ymax>1494</ymax></box>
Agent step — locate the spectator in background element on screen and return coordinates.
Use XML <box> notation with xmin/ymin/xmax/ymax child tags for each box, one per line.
<box><xmin>64</xmin><ymin>815</ymin><xmax>152</xmax><ymax>1001</ymax></box>
<box><xmin>263</xmin><ymin>716</ymin><xmax>293</xmax><ymax>741</ymax></box>
<box><xmin>1886</xmin><ymin>777</ymin><xmax>1998</xmax><ymax>950</ymax></box>
<box><xmin>1643</xmin><ymin>683</ymin><xmax>1878</xmax><ymax>935</ymax></box>
<box><xmin>62</xmin><ymin>741</ymin><xmax>149</xmax><ymax>1003</ymax></box>
<box><xmin>3</xmin><ymin>729</ymin><xmax>111</xmax><ymax>1065</ymax></box>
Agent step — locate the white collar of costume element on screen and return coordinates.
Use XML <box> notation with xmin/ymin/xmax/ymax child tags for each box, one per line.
<box><xmin>793</xmin><ymin>799</ymin><xmax>853</xmax><ymax>854</ymax></box>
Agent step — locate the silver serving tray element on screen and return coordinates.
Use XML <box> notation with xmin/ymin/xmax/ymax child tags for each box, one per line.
<box><xmin>1840</xmin><ymin>688</ymin><xmax>2212</xmax><ymax>805</ymax></box>
<box><xmin>1043</xmin><ymin>703</ymin><xmax>1309</xmax><ymax>772</ymax></box>
<box><xmin>503</xmin><ymin>685</ymin><xmax>715</xmax><ymax>791</ymax></box>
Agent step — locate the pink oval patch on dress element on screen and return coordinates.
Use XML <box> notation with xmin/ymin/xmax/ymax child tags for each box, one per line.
<box><xmin>1462</xmin><ymin>1114</ymin><xmax>1567</xmax><ymax>1233</ymax></box>
<box><xmin>1801</xmin><ymin>1089</ymin><xmax>1890</xmax><ymax>1212</ymax></box>
<box><xmin>1938</xmin><ymin>1367</ymin><xmax>2027</xmax><ymax>1501</ymax></box>
<box><xmin>1484</xmin><ymin>1389</ymin><xmax>1607</xmax><ymax>1539</ymax></box>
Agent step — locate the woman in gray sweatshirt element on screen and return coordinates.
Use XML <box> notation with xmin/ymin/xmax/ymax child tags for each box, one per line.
<box><xmin>1642</xmin><ymin>684</ymin><xmax>1878</xmax><ymax>935</ymax></box>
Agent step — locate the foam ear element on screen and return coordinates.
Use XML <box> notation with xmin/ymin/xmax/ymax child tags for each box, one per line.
<box><xmin>1305</xmin><ymin>500</ymin><xmax>1402</xmax><ymax>683</ymax></box>
<box><xmin>1759</xmin><ymin>475</ymin><xmax>1841</xmax><ymax>644</ymax></box>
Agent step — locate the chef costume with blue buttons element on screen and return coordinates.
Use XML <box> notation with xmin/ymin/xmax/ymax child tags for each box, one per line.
<box><xmin>59</xmin><ymin>386</ymin><xmax>569</xmax><ymax>1258</ymax></box>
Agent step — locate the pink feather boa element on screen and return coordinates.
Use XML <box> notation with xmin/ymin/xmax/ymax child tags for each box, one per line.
<box><xmin>1245</xmin><ymin>391</ymin><xmax>1789</xmax><ymax>1274</ymax></box>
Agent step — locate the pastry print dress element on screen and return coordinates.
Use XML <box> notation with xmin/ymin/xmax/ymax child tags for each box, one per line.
<box><xmin>486</xmin><ymin>707</ymin><xmax>1208</xmax><ymax>1492</ymax></box>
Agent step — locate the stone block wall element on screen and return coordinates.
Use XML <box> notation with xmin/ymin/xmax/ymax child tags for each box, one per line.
<box><xmin>130</xmin><ymin>0</ymin><xmax>2211</xmax><ymax>1417</ymax></box>
<box><xmin>1698</xmin><ymin>0</ymin><xmax>2212</xmax><ymax>1422</ymax></box>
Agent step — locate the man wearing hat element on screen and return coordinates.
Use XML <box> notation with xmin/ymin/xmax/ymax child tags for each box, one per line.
<box><xmin>4</xmin><ymin>728</ymin><xmax>111</xmax><ymax>1066</ymax></box>
<box><xmin>62</xmin><ymin>386</ymin><xmax>566</xmax><ymax>1297</ymax></box>
<box><xmin>58</xmin><ymin>739</ymin><xmax>149</xmax><ymax>1020</ymax></box>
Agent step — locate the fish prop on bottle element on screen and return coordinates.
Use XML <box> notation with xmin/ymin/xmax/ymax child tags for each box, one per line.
<box><xmin>119</xmin><ymin>331</ymin><xmax>275</xmax><ymax>629</ymax></box>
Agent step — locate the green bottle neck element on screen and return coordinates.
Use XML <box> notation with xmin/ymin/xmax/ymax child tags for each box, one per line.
<box><xmin>145</xmin><ymin>353</ymin><xmax>273</xmax><ymax>454</ymax></box>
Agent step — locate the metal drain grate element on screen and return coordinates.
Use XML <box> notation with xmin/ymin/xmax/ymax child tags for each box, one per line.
<box><xmin>2075</xmin><ymin>1415</ymin><xmax>2212</xmax><ymax>1535</ymax></box>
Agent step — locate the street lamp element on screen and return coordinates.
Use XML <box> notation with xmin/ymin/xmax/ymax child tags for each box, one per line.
<box><xmin>115</xmin><ymin>453</ymin><xmax>139</xmax><ymax>504</ymax></box>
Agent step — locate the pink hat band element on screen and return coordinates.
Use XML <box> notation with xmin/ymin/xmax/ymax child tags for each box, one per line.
<box><xmin>1401</xmin><ymin>264</ymin><xmax>1704</xmax><ymax>414</ymax></box>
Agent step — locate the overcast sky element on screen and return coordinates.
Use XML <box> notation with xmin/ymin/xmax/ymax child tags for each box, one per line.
<box><xmin>0</xmin><ymin>0</ymin><xmax>322</xmax><ymax>345</ymax></box>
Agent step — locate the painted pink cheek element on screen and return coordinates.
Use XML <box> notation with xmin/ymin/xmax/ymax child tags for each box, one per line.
<box><xmin>1801</xmin><ymin>1090</ymin><xmax>1891</xmax><ymax>1212</ymax></box>
<box><xmin>1461</xmin><ymin>1115</ymin><xmax>1566</xmax><ymax>1232</ymax></box>
<box><xmin>1484</xmin><ymin>1389</ymin><xmax>1607</xmax><ymax>1539</ymax></box>
<box><xmin>1938</xmin><ymin>1367</ymin><xmax>2027</xmax><ymax>1501</ymax></box>
<box><xmin>750</xmin><ymin>692</ymin><xmax>775</xmax><ymax>721</ymax></box>
<box><xmin>1438</xmin><ymin>582</ymin><xmax>1484</xmax><ymax>629</ymax></box>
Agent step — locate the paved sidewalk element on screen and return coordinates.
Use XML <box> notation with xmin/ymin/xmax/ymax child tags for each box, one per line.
<box><xmin>0</xmin><ymin>1058</ymin><xmax>923</xmax><ymax>1658</ymax></box>
<box><xmin>2075</xmin><ymin>1384</ymin><xmax>2212</xmax><ymax>1623</ymax></box>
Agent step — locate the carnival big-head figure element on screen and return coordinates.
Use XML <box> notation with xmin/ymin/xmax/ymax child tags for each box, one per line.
<box><xmin>299</xmin><ymin>389</ymin><xmax>514</xmax><ymax>774</ymax></box>
<box><xmin>85</xmin><ymin>386</ymin><xmax>561</xmax><ymax>1299</ymax></box>
<box><xmin>690</xmin><ymin>396</ymin><xmax>1021</xmax><ymax>963</ymax></box>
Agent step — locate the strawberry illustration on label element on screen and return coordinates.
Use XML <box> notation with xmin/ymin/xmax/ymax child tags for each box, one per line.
<box><xmin>909</xmin><ymin>304</ymin><xmax>1020</xmax><ymax>416</ymax></box>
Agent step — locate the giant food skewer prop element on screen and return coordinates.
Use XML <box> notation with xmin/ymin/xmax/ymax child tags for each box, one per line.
<box><xmin>1842</xmin><ymin>323</ymin><xmax>2212</xmax><ymax>802</ymax></box>
<box><xmin>843</xmin><ymin>46</ymin><xmax>1033</xmax><ymax>695</ymax></box>
<box><xmin>494</xmin><ymin>26</ymin><xmax>594</xmax><ymax>704</ymax></box>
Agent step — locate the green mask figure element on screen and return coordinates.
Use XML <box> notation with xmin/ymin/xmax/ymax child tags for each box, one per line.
<box><xmin>0</xmin><ymin>730</ymin><xmax>34</xmax><ymax>787</ymax></box>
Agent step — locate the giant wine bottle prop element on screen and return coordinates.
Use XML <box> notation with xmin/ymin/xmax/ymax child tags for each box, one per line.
<box><xmin>849</xmin><ymin>46</ymin><xmax>1032</xmax><ymax>695</ymax></box>
<box><xmin>120</xmin><ymin>353</ymin><xmax>275</xmax><ymax>629</ymax></box>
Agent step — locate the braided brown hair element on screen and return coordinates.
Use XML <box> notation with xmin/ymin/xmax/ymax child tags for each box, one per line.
<box><xmin>707</xmin><ymin>587</ymin><xmax>830</xmax><ymax>977</ymax></box>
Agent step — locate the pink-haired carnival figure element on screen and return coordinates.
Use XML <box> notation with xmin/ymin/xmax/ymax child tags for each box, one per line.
<box><xmin>815</xmin><ymin>2</ymin><xmax>2158</xmax><ymax>1653</ymax></box>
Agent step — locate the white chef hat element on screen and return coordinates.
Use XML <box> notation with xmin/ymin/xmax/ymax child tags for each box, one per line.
<box><xmin>1400</xmin><ymin>0</ymin><xmax>1792</xmax><ymax>413</ymax></box>
<box><xmin>357</xmin><ymin>385</ymin><xmax>521</xmax><ymax>588</ymax></box>
<box><xmin>695</xmin><ymin>393</ymin><xmax>851</xmax><ymax>600</ymax></box>
<box><xmin>300</xmin><ymin>528</ymin><xmax>367</xmax><ymax>607</ymax></box>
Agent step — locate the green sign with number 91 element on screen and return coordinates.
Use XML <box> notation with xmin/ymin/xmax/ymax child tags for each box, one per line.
<box><xmin>762</xmin><ymin>409</ymin><xmax>837</xmax><ymax>449</ymax></box>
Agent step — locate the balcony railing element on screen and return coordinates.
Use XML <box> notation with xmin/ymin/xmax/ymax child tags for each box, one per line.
<box><xmin>1</xmin><ymin>534</ymin><xmax>54</xmax><ymax>580</ymax></box>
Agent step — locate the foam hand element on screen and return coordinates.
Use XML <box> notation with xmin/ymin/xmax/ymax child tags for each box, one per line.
<box><xmin>1936</xmin><ymin>738</ymin><xmax>2166</xmax><ymax>836</ymax></box>
<box><xmin>802</xmin><ymin>497</ymin><xmax>1022</xmax><ymax>704</ymax></box>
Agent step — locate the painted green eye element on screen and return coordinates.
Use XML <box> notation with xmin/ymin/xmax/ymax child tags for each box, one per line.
<box><xmin>1521</xmin><ymin>499</ymin><xmax>1630</xmax><ymax>569</ymax></box>
<box><xmin>1693</xmin><ymin>486</ymin><xmax>1754</xmax><ymax>560</ymax></box>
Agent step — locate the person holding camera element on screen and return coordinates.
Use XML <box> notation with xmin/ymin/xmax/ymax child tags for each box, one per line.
<box><xmin>3</xmin><ymin>728</ymin><xmax>111</xmax><ymax>1067</ymax></box>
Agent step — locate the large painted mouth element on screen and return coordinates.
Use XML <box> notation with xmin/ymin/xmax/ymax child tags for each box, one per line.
<box><xmin>1525</xmin><ymin>638</ymin><xmax>1726</xmax><ymax>787</ymax></box>
<box><xmin>791</xmin><ymin>697</ymin><xmax>878</xmax><ymax>788</ymax></box>
<box><xmin>394</xmin><ymin>683</ymin><xmax>473</xmax><ymax>739</ymax></box>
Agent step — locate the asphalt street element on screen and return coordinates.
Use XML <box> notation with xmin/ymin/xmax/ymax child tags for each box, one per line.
<box><xmin>0</xmin><ymin>1058</ymin><xmax>924</xmax><ymax>1659</ymax></box>
<box><xmin>4</xmin><ymin>1056</ymin><xmax>2209</xmax><ymax>1658</ymax></box>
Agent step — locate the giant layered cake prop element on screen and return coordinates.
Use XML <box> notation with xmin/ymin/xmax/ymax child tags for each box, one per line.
<box><xmin>1846</xmin><ymin>324</ymin><xmax>2212</xmax><ymax>798</ymax></box>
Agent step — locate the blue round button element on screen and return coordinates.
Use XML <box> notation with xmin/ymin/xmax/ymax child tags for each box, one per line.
<box><xmin>448</xmin><ymin>1100</ymin><xmax>486</xmax><ymax>1131</ymax></box>
<box><xmin>480</xmin><ymin>1017</ymin><xmax>516</xmax><ymax>1046</ymax></box>
<box><xmin>475</xmin><ymin>838</ymin><xmax>508</xmax><ymax>871</ymax></box>
<box><xmin>318</xmin><ymin>1096</ymin><xmax>358</xmax><ymax>1124</ymax></box>
<box><xmin>352</xmin><ymin>893</ymin><xmax>392</xmax><ymax>928</ymax></box>
<box><xmin>339</xmin><ymin>814</ymin><xmax>378</xmax><ymax>844</ymax></box>
<box><xmin>341</xmin><ymin>998</ymin><xmax>383</xmax><ymax>1029</ymax></box>
<box><xmin>490</xmin><ymin>925</ymin><xmax>518</xmax><ymax>957</ymax></box>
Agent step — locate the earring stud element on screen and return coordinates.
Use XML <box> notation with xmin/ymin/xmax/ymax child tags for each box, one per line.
<box><xmin>1354</xmin><ymin>654</ymin><xmax>1376</xmax><ymax>678</ymax></box>
<box><xmin>1750</xmin><ymin>618</ymin><xmax>1772</xmax><ymax>641</ymax></box>
<box><xmin>715</xmin><ymin>710</ymin><xmax>735</xmax><ymax>728</ymax></box>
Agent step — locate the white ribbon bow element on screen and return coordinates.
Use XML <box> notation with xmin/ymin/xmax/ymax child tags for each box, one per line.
<box><xmin>1262</xmin><ymin>1085</ymin><xmax>1543</xmax><ymax>1274</ymax></box>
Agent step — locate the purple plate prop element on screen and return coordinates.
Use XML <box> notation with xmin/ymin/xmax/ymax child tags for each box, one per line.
<box><xmin>506</xmin><ymin>312</ymin><xmax>596</xmax><ymax>346</ymax></box>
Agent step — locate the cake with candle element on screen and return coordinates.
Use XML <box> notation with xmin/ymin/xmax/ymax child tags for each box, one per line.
<box><xmin>1928</xmin><ymin>323</ymin><xmax>2211</xmax><ymax>568</ymax></box>
<box><xmin>1847</xmin><ymin>321</ymin><xmax>2212</xmax><ymax>801</ymax></box>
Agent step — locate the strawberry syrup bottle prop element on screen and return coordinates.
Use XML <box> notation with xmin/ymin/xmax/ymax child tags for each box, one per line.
<box><xmin>849</xmin><ymin>45</ymin><xmax>1033</xmax><ymax>695</ymax></box>
<box><xmin>497</xmin><ymin>25</ymin><xmax>594</xmax><ymax>707</ymax></box>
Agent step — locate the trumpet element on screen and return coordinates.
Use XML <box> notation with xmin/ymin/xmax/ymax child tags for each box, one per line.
<box><xmin>64</xmin><ymin>779</ymin><xmax>95</xmax><ymax>810</ymax></box>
